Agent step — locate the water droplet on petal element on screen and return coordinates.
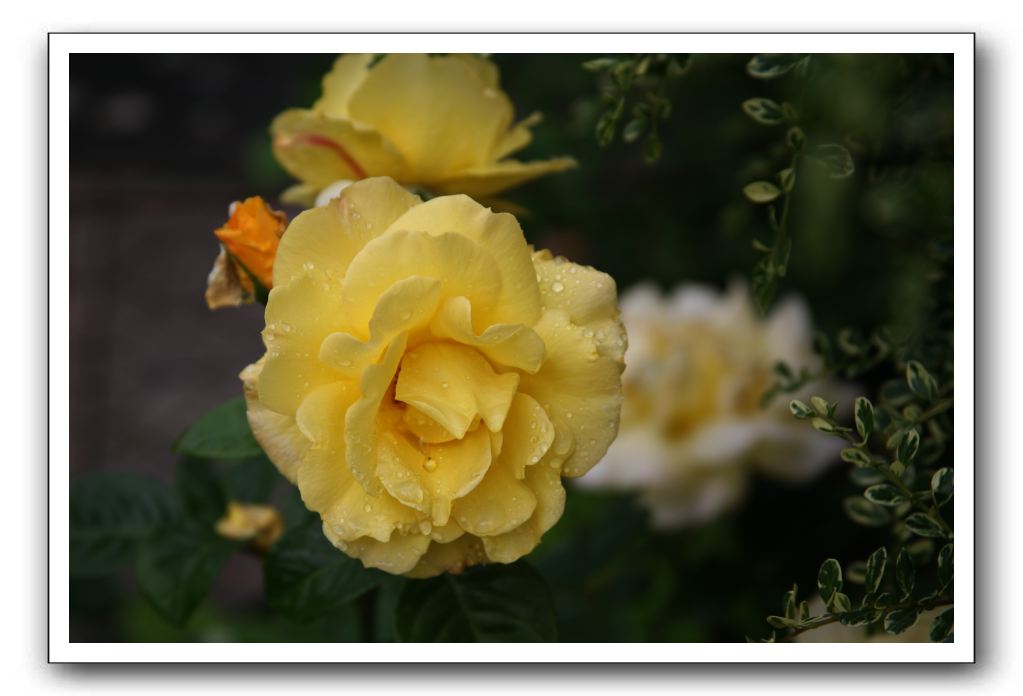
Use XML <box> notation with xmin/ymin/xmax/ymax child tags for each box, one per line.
<box><xmin>551</xmin><ymin>281</ymin><xmax>565</xmax><ymax>294</ymax></box>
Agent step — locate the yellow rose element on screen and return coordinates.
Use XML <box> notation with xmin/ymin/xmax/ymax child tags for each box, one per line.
<box><xmin>240</xmin><ymin>176</ymin><xmax>625</xmax><ymax>576</ymax></box>
<box><xmin>272</xmin><ymin>54</ymin><xmax>576</xmax><ymax>206</ymax></box>
<box><xmin>577</xmin><ymin>283</ymin><xmax>845</xmax><ymax>528</ymax></box>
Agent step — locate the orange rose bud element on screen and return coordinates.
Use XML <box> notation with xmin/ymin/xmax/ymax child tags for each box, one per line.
<box><xmin>213</xmin><ymin>197</ymin><xmax>287</xmax><ymax>289</ymax></box>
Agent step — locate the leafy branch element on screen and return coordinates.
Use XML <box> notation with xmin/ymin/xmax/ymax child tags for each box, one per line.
<box><xmin>584</xmin><ymin>54</ymin><xmax>690</xmax><ymax>163</ymax></box>
<box><xmin>762</xmin><ymin>359</ymin><xmax>954</xmax><ymax>642</ymax></box>
<box><xmin>741</xmin><ymin>54</ymin><xmax>855</xmax><ymax>312</ymax></box>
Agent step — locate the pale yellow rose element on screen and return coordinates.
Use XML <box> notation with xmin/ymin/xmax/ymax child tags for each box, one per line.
<box><xmin>240</xmin><ymin>176</ymin><xmax>625</xmax><ymax>576</ymax></box>
<box><xmin>577</xmin><ymin>283</ymin><xmax>845</xmax><ymax>528</ymax></box>
<box><xmin>215</xmin><ymin>501</ymin><xmax>284</xmax><ymax>552</ymax></box>
<box><xmin>272</xmin><ymin>54</ymin><xmax>576</xmax><ymax>206</ymax></box>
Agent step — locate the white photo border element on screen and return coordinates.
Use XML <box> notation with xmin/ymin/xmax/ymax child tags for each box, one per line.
<box><xmin>49</xmin><ymin>32</ymin><xmax>975</xmax><ymax>663</ymax></box>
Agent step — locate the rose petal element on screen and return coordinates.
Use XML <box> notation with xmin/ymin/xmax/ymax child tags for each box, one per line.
<box><xmin>386</xmin><ymin>194</ymin><xmax>542</xmax><ymax>328</ymax></box>
<box><xmin>339</xmin><ymin>229</ymin><xmax>503</xmax><ymax>339</ymax></box>
<box><xmin>271</xmin><ymin>108</ymin><xmax>407</xmax><ymax>187</ymax></box>
<box><xmin>273</xmin><ymin>177</ymin><xmax>421</xmax><ymax>289</ymax></box>
<box><xmin>394</xmin><ymin>342</ymin><xmax>519</xmax><ymax>439</ymax></box>
<box><xmin>431</xmin><ymin>157</ymin><xmax>577</xmax><ymax>199</ymax></box>
<box><xmin>240</xmin><ymin>359</ymin><xmax>308</xmax><ymax>483</ymax></box>
<box><xmin>429</xmin><ymin>295</ymin><xmax>546</xmax><ymax>374</ymax></box>
<box><xmin>518</xmin><ymin>309</ymin><xmax>626</xmax><ymax>477</ymax></box>
<box><xmin>481</xmin><ymin>461</ymin><xmax>565</xmax><ymax>564</ymax></box>
<box><xmin>346</xmin><ymin>54</ymin><xmax>512</xmax><ymax>181</ymax></box>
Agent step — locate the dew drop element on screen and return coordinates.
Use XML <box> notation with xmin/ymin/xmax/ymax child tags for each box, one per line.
<box><xmin>441</xmin><ymin>382</ymin><xmax>449</xmax><ymax>389</ymax></box>
<box><xmin>303</xmin><ymin>261</ymin><xmax>314</xmax><ymax>272</ymax></box>
<box><xmin>423</xmin><ymin>458</ymin><xmax>437</xmax><ymax>472</ymax></box>
<box><xmin>363</xmin><ymin>504</ymin><xmax>372</xmax><ymax>513</ymax></box>
<box><xmin>551</xmin><ymin>281</ymin><xmax>565</xmax><ymax>294</ymax></box>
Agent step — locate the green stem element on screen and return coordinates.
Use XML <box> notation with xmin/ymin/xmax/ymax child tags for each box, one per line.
<box><xmin>780</xmin><ymin>594</ymin><xmax>953</xmax><ymax>642</ymax></box>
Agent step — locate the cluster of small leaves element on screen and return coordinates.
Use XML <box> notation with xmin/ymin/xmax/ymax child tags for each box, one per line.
<box><xmin>741</xmin><ymin>54</ymin><xmax>855</xmax><ymax>312</ymax></box>
<box><xmin>790</xmin><ymin>361</ymin><xmax>952</xmax><ymax>537</ymax></box>
<box><xmin>71</xmin><ymin>397</ymin><xmax>559</xmax><ymax>640</ymax></box>
<box><xmin>584</xmin><ymin>54</ymin><xmax>690</xmax><ymax>163</ymax></box>
<box><xmin>759</xmin><ymin>546</ymin><xmax>953</xmax><ymax>642</ymax></box>
<box><xmin>764</xmin><ymin>360</ymin><xmax>954</xmax><ymax>641</ymax></box>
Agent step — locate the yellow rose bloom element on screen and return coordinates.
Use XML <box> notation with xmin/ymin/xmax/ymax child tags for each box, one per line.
<box><xmin>271</xmin><ymin>54</ymin><xmax>576</xmax><ymax>206</ymax></box>
<box><xmin>577</xmin><ymin>283</ymin><xmax>845</xmax><ymax>528</ymax></box>
<box><xmin>240</xmin><ymin>176</ymin><xmax>625</xmax><ymax>576</ymax></box>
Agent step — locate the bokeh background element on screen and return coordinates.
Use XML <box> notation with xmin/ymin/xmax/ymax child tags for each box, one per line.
<box><xmin>70</xmin><ymin>53</ymin><xmax>953</xmax><ymax>641</ymax></box>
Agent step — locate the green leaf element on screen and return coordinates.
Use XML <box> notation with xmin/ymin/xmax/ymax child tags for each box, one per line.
<box><xmin>817</xmin><ymin>558</ymin><xmax>842</xmax><ymax>603</ymax></box>
<box><xmin>828</xmin><ymin>591</ymin><xmax>852</xmax><ymax>613</ymax></box>
<box><xmin>884</xmin><ymin>607</ymin><xmax>921</xmax><ymax>635</ymax></box>
<box><xmin>786</xmin><ymin>126</ymin><xmax>805</xmax><ymax>151</ymax></box>
<box><xmin>812</xmin><ymin>143</ymin><xmax>855</xmax><ymax>179</ymax></box>
<box><xmin>897</xmin><ymin>428</ymin><xmax>920</xmax><ymax>463</ymax></box>
<box><xmin>622</xmin><ymin>116</ymin><xmax>646</xmax><ymax>143</ymax></box>
<box><xmin>395</xmin><ymin>562</ymin><xmax>557</xmax><ymax>642</ymax></box>
<box><xmin>582</xmin><ymin>57</ymin><xmax>619</xmax><ymax>72</ymax></box>
<box><xmin>783</xmin><ymin>584</ymin><xmax>798</xmax><ymax>620</ymax></box>
<box><xmin>854</xmin><ymin>397</ymin><xmax>874</xmax><ymax>441</ymax></box>
<box><xmin>864</xmin><ymin>547</ymin><xmax>887</xmax><ymax>597</ymax></box>
<box><xmin>264</xmin><ymin>516</ymin><xmax>383</xmax><ymax>623</ymax></box>
<box><xmin>864</xmin><ymin>484</ymin><xmax>907</xmax><ymax>507</ymax></box>
<box><xmin>843</xmin><ymin>497</ymin><xmax>892</xmax><ymax>527</ymax></box>
<box><xmin>845</xmin><ymin>560</ymin><xmax>866</xmax><ymax>585</ymax></box>
<box><xmin>849</xmin><ymin>467</ymin><xmax>886</xmax><ymax>487</ymax></box>
<box><xmin>173</xmin><ymin>397</ymin><xmax>263</xmax><ymax>460</ymax></box>
<box><xmin>766</xmin><ymin>615</ymin><xmax>799</xmax><ymax>630</ymax></box>
<box><xmin>746</xmin><ymin>53</ymin><xmax>808</xmax><ymax>79</ymax></box>
<box><xmin>938</xmin><ymin>544</ymin><xmax>954</xmax><ymax>589</ymax></box>
<box><xmin>931</xmin><ymin>468</ymin><xmax>954</xmax><ymax>508</ymax></box>
<box><xmin>789</xmin><ymin>400</ymin><xmax>815</xmax><ymax>419</ymax></box>
<box><xmin>778</xmin><ymin>167</ymin><xmax>796</xmax><ymax>192</ymax></box>
<box><xmin>70</xmin><ymin>472</ymin><xmax>178</xmax><ymax>577</ymax></box>
<box><xmin>840</xmin><ymin>448</ymin><xmax>872</xmax><ymax>467</ymax></box>
<box><xmin>906</xmin><ymin>538</ymin><xmax>935</xmax><ymax>565</ymax></box>
<box><xmin>741</xmin><ymin>97</ymin><xmax>785</xmax><ymax>125</ymax></box>
<box><xmin>904</xmin><ymin>512</ymin><xmax>948</xmax><ymax>539</ymax></box>
<box><xmin>810</xmin><ymin>396</ymin><xmax>831</xmax><ymax>415</ymax></box>
<box><xmin>175</xmin><ymin>456</ymin><xmax>227</xmax><ymax>526</ymax></box>
<box><xmin>224</xmin><ymin>454</ymin><xmax>279</xmax><ymax>503</ymax></box>
<box><xmin>839</xmin><ymin>608</ymin><xmax>883</xmax><ymax>627</ymax></box>
<box><xmin>743</xmin><ymin>181</ymin><xmax>782</xmax><ymax>204</ymax></box>
<box><xmin>896</xmin><ymin>548</ymin><xmax>916</xmax><ymax>599</ymax></box>
<box><xmin>906</xmin><ymin>361</ymin><xmax>939</xmax><ymax>402</ymax></box>
<box><xmin>135</xmin><ymin>523</ymin><xmax>238</xmax><ymax>627</ymax></box>
<box><xmin>929</xmin><ymin>608</ymin><xmax>954</xmax><ymax>642</ymax></box>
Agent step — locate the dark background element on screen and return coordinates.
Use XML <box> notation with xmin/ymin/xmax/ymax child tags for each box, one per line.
<box><xmin>70</xmin><ymin>53</ymin><xmax>953</xmax><ymax>642</ymax></box>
